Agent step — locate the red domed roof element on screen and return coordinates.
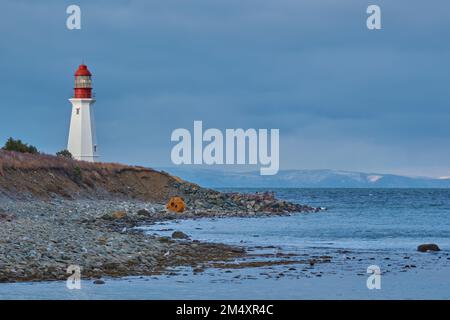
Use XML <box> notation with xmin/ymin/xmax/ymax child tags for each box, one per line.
<box><xmin>74</xmin><ymin>64</ymin><xmax>92</xmax><ymax>76</ymax></box>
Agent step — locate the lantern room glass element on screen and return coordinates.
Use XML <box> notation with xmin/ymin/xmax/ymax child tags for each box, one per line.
<box><xmin>75</xmin><ymin>76</ymin><xmax>92</xmax><ymax>88</ymax></box>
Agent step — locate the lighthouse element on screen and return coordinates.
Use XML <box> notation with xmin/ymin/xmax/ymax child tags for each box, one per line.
<box><xmin>67</xmin><ymin>64</ymin><xmax>98</xmax><ymax>162</ymax></box>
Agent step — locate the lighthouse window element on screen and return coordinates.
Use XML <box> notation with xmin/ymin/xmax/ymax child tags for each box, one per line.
<box><xmin>76</xmin><ymin>108</ymin><xmax>80</xmax><ymax>115</ymax></box>
<box><xmin>75</xmin><ymin>76</ymin><xmax>92</xmax><ymax>88</ymax></box>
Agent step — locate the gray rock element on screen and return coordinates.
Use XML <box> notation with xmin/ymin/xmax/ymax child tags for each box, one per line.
<box><xmin>137</xmin><ymin>209</ymin><xmax>151</xmax><ymax>217</ymax></box>
<box><xmin>417</xmin><ymin>243</ymin><xmax>441</xmax><ymax>252</ymax></box>
<box><xmin>172</xmin><ymin>231</ymin><xmax>189</xmax><ymax>239</ymax></box>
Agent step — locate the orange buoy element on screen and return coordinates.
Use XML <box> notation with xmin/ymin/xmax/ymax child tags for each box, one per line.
<box><xmin>166</xmin><ymin>196</ymin><xmax>186</xmax><ymax>213</ymax></box>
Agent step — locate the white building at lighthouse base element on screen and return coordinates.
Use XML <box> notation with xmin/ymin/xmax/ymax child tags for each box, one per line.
<box><xmin>67</xmin><ymin>98</ymin><xmax>98</xmax><ymax>162</ymax></box>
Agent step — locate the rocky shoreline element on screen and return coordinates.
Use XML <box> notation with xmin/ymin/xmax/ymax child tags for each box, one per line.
<box><xmin>0</xmin><ymin>151</ymin><xmax>322</xmax><ymax>283</ymax></box>
<box><xmin>0</xmin><ymin>191</ymin><xmax>321</xmax><ymax>283</ymax></box>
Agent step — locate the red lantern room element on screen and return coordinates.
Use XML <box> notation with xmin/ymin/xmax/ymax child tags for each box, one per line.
<box><xmin>74</xmin><ymin>64</ymin><xmax>93</xmax><ymax>98</ymax></box>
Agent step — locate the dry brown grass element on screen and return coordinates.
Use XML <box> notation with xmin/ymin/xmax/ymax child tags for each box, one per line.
<box><xmin>0</xmin><ymin>150</ymin><xmax>181</xmax><ymax>201</ymax></box>
<box><xmin>0</xmin><ymin>150</ymin><xmax>153</xmax><ymax>176</ymax></box>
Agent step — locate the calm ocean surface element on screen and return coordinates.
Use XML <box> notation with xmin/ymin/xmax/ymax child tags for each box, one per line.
<box><xmin>197</xmin><ymin>188</ymin><xmax>450</xmax><ymax>250</ymax></box>
<box><xmin>1</xmin><ymin>188</ymin><xmax>449</xmax><ymax>299</ymax></box>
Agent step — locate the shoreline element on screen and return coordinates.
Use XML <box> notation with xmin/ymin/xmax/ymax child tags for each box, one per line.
<box><xmin>2</xmin><ymin>195</ymin><xmax>445</xmax><ymax>288</ymax></box>
<box><xmin>0</xmin><ymin>150</ymin><xmax>324</xmax><ymax>284</ymax></box>
<box><xmin>0</xmin><ymin>197</ymin><xmax>319</xmax><ymax>284</ymax></box>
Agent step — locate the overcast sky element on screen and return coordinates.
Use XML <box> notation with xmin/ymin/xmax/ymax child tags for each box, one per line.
<box><xmin>1</xmin><ymin>0</ymin><xmax>449</xmax><ymax>177</ymax></box>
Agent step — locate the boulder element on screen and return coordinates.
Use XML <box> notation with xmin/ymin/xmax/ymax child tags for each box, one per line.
<box><xmin>158</xmin><ymin>236</ymin><xmax>171</xmax><ymax>243</ymax></box>
<box><xmin>172</xmin><ymin>231</ymin><xmax>189</xmax><ymax>239</ymax></box>
<box><xmin>112</xmin><ymin>211</ymin><xmax>127</xmax><ymax>219</ymax></box>
<box><xmin>137</xmin><ymin>209</ymin><xmax>151</xmax><ymax>217</ymax></box>
<box><xmin>101</xmin><ymin>211</ymin><xmax>127</xmax><ymax>220</ymax></box>
<box><xmin>193</xmin><ymin>267</ymin><xmax>205</xmax><ymax>273</ymax></box>
<box><xmin>417</xmin><ymin>243</ymin><xmax>440</xmax><ymax>252</ymax></box>
<box><xmin>166</xmin><ymin>196</ymin><xmax>186</xmax><ymax>213</ymax></box>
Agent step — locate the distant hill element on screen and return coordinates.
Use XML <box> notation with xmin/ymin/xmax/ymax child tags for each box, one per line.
<box><xmin>158</xmin><ymin>167</ymin><xmax>450</xmax><ymax>188</ymax></box>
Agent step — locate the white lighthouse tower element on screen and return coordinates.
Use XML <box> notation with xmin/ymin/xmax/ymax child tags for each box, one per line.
<box><xmin>67</xmin><ymin>64</ymin><xmax>98</xmax><ymax>162</ymax></box>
